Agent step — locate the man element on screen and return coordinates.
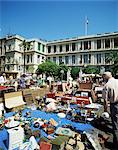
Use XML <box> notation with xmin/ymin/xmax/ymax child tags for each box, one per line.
<box><xmin>102</xmin><ymin>72</ymin><xmax>118</xmax><ymax>148</ymax></box>
<box><xmin>0</xmin><ymin>73</ymin><xmax>5</xmax><ymax>85</ymax></box>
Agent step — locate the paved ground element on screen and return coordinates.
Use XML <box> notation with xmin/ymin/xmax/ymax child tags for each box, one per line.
<box><xmin>91</xmin><ymin>117</ymin><xmax>117</xmax><ymax>150</ymax></box>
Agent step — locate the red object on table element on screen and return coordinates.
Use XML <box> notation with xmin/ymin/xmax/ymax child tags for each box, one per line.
<box><xmin>61</xmin><ymin>95</ymin><xmax>90</xmax><ymax>105</ymax></box>
<box><xmin>47</xmin><ymin>92</ymin><xmax>55</xmax><ymax>99</ymax></box>
<box><xmin>76</xmin><ymin>96</ymin><xmax>90</xmax><ymax>105</ymax></box>
<box><xmin>0</xmin><ymin>86</ymin><xmax>7</xmax><ymax>90</ymax></box>
<box><xmin>40</xmin><ymin>142</ymin><xmax>52</xmax><ymax>150</ymax></box>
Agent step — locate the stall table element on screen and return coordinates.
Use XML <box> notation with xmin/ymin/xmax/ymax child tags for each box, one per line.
<box><xmin>0</xmin><ymin>108</ymin><xmax>93</xmax><ymax>149</ymax></box>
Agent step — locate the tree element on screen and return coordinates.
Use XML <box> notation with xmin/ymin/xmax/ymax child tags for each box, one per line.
<box><xmin>105</xmin><ymin>51</ymin><xmax>118</xmax><ymax>77</ymax></box>
<box><xmin>36</xmin><ymin>61</ymin><xmax>59</xmax><ymax>77</ymax></box>
<box><xmin>83</xmin><ymin>66</ymin><xmax>99</xmax><ymax>74</ymax></box>
<box><xmin>71</xmin><ymin>67</ymin><xmax>80</xmax><ymax>79</ymax></box>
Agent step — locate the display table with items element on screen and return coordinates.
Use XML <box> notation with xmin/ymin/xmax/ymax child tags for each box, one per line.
<box><xmin>60</xmin><ymin>89</ymin><xmax>93</xmax><ymax>105</ymax></box>
<box><xmin>0</xmin><ymin>88</ymin><xmax>107</xmax><ymax>150</ymax></box>
<box><xmin>0</xmin><ymin>103</ymin><xmax>106</xmax><ymax>150</ymax></box>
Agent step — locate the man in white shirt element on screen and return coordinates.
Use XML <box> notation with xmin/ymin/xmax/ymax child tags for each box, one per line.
<box><xmin>0</xmin><ymin>74</ymin><xmax>5</xmax><ymax>85</ymax></box>
<box><xmin>102</xmin><ymin>72</ymin><xmax>118</xmax><ymax>148</ymax></box>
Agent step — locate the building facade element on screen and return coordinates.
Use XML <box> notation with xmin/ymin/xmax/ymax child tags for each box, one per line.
<box><xmin>46</xmin><ymin>32</ymin><xmax>118</xmax><ymax>70</ymax></box>
<box><xmin>0</xmin><ymin>35</ymin><xmax>46</xmax><ymax>74</ymax></box>
<box><xmin>0</xmin><ymin>32</ymin><xmax>118</xmax><ymax>75</ymax></box>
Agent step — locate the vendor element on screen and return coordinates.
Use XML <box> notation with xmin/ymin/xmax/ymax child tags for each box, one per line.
<box><xmin>0</xmin><ymin>73</ymin><xmax>5</xmax><ymax>85</ymax></box>
<box><xmin>102</xmin><ymin>72</ymin><xmax>118</xmax><ymax>148</ymax></box>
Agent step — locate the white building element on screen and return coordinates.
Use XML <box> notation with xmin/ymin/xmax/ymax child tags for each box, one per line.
<box><xmin>46</xmin><ymin>32</ymin><xmax>118</xmax><ymax>71</ymax></box>
<box><xmin>0</xmin><ymin>32</ymin><xmax>118</xmax><ymax>75</ymax></box>
<box><xmin>0</xmin><ymin>35</ymin><xmax>46</xmax><ymax>74</ymax></box>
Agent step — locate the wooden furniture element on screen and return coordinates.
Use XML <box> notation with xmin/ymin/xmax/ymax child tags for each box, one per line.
<box><xmin>79</xmin><ymin>82</ymin><xmax>93</xmax><ymax>90</ymax></box>
<box><xmin>4</xmin><ymin>91</ymin><xmax>26</xmax><ymax>110</ymax></box>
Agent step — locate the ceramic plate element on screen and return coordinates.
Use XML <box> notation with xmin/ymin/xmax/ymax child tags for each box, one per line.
<box><xmin>57</xmin><ymin>113</ymin><xmax>66</xmax><ymax>118</ymax></box>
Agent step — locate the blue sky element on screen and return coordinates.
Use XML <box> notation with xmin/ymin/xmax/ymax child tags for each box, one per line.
<box><xmin>0</xmin><ymin>0</ymin><xmax>118</xmax><ymax>40</ymax></box>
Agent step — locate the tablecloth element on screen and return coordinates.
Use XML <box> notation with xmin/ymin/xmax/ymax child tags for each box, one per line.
<box><xmin>0</xmin><ymin>108</ymin><xmax>93</xmax><ymax>149</ymax></box>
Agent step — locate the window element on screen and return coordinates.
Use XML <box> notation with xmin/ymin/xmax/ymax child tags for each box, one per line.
<box><xmin>72</xmin><ymin>55</ymin><xmax>75</xmax><ymax>64</ymax></box>
<box><xmin>66</xmin><ymin>44</ymin><xmax>69</xmax><ymax>52</ymax></box>
<box><xmin>105</xmin><ymin>53</ymin><xmax>109</xmax><ymax>64</ymax></box>
<box><xmin>65</xmin><ymin>56</ymin><xmax>69</xmax><ymax>64</ymax></box>
<box><xmin>31</xmin><ymin>54</ymin><xmax>32</xmax><ymax>63</ymax></box>
<box><xmin>97</xmin><ymin>54</ymin><xmax>101</xmax><ymax>64</ymax></box>
<box><xmin>7</xmin><ymin>65</ymin><xmax>10</xmax><ymax>71</ymax></box>
<box><xmin>88</xmin><ymin>41</ymin><xmax>91</xmax><ymax>49</ymax></box>
<box><xmin>105</xmin><ymin>39</ymin><xmax>110</xmax><ymax>48</ymax></box>
<box><xmin>53</xmin><ymin>57</ymin><xmax>56</xmax><ymax>63</ymax></box>
<box><xmin>97</xmin><ymin>40</ymin><xmax>101</xmax><ymax>49</ymax></box>
<box><xmin>38</xmin><ymin>43</ymin><xmax>41</xmax><ymax>51</ymax></box>
<box><xmin>27</xmin><ymin>55</ymin><xmax>29</xmax><ymax>63</ymax></box>
<box><xmin>8</xmin><ymin>45</ymin><xmax>11</xmax><ymax>51</ymax></box>
<box><xmin>26</xmin><ymin>66</ymin><xmax>28</xmax><ymax>71</ymax></box>
<box><xmin>84</xmin><ymin>41</ymin><xmax>91</xmax><ymax>50</ymax></box>
<box><xmin>7</xmin><ymin>57</ymin><xmax>10</xmax><ymax>63</ymax></box>
<box><xmin>83</xmin><ymin>54</ymin><xmax>88</xmax><ymax>63</ymax></box>
<box><xmin>83</xmin><ymin>54</ymin><xmax>90</xmax><ymax>64</ymax></box>
<box><xmin>60</xmin><ymin>45</ymin><xmax>62</xmax><ymax>52</ymax></box>
<box><xmin>42</xmin><ymin>45</ymin><xmax>45</xmax><ymax>52</ymax></box>
<box><xmin>48</xmin><ymin>46</ymin><xmax>51</xmax><ymax>53</ymax></box>
<box><xmin>84</xmin><ymin>41</ymin><xmax>88</xmax><ymax>50</ymax></box>
<box><xmin>88</xmin><ymin>54</ymin><xmax>91</xmax><ymax>63</ymax></box>
<box><xmin>114</xmin><ymin>38</ymin><xmax>118</xmax><ymax>48</ymax></box>
<box><xmin>54</xmin><ymin>45</ymin><xmax>56</xmax><ymax>53</ymax></box>
<box><xmin>80</xmin><ymin>42</ymin><xmax>82</xmax><ymax>50</ymax></box>
<box><xmin>72</xmin><ymin>43</ymin><xmax>75</xmax><ymax>51</ymax></box>
<box><xmin>37</xmin><ymin>55</ymin><xmax>40</xmax><ymax>63</ymax></box>
<box><xmin>1</xmin><ymin>47</ymin><xmax>2</xmax><ymax>55</ymax></box>
<box><xmin>47</xmin><ymin>57</ymin><xmax>50</xmax><ymax>60</ymax></box>
<box><xmin>59</xmin><ymin>56</ymin><xmax>62</xmax><ymax>64</ymax></box>
<box><xmin>19</xmin><ymin>57</ymin><xmax>21</xmax><ymax>63</ymax></box>
<box><xmin>80</xmin><ymin>55</ymin><xmax>82</xmax><ymax>64</ymax></box>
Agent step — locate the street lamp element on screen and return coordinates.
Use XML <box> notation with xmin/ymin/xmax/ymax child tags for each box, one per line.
<box><xmin>60</xmin><ymin>70</ymin><xmax>64</xmax><ymax>81</ymax></box>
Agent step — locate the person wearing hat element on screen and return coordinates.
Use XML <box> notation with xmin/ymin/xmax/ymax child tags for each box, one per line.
<box><xmin>102</xmin><ymin>71</ymin><xmax>118</xmax><ymax>148</ymax></box>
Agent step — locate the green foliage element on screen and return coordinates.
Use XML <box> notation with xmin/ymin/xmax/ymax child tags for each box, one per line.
<box><xmin>71</xmin><ymin>67</ymin><xmax>80</xmax><ymax>79</ymax></box>
<box><xmin>105</xmin><ymin>51</ymin><xmax>118</xmax><ymax>76</ymax></box>
<box><xmin>36</xmin><ymin>61</ymin><xmax>69</xmax><ymax>79</ymax></box>
<box><xmin>37</xmin><ymin>61</ymin><xmax>59</xmax><ymax>76</ymax></box>
<box><xmin>83</xmin><ymin>66</ymin><xmax>99</xmax><ymax>74</ymax></box>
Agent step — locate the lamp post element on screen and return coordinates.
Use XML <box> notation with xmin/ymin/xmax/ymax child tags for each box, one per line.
<box><xmin>60</xmin><ymin>70</ymin><xmax>64</xmax><ymax>81</ymax></box>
